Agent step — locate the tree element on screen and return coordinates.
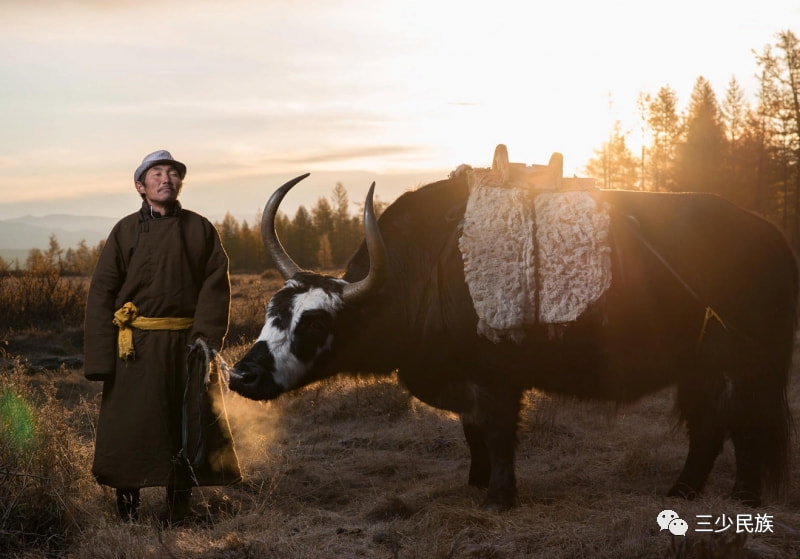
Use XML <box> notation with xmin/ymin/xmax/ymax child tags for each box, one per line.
<box><xmin>62</xmin><ymin>239</ymin><xmax>97</xmax><ymax>276</ymax></box>
<box><xmin>45</xmin><ymin>234</ymin><xmax>63</xmax><ymax>272</ymax></box>
<box><xmin>636</xmin><ymin>92</ymin><xmax>651</xmax><ymax>190</ymax></box>
<box><xmin>585</xmin><ymin>120</ymin><xmax>640</xmax><ymax>189</ymax></box>
<box><xmin>647</xmin><ymin>86</ymin><xmax>681</xmax><ymax>192</ymax></box>
<box><xmin>317</xmin><ymin>233</ymin><xmax>334</xmax><ymax>270</ymax></box>
<box><xmin>238</xmin><ymin>219</ymin><xmax>266</xmax><ymax>272</ymax></box>
<box><xmin>286</xmin><ymin>206</ymin><xmax>318</xmax><ymax>269</ymax></box>
<box><xmin>26</xmin><ymin>248</ymin><xmax>49</xmax><ymax>274</ymax></box>
<box><xmin>217</xmin><ymin>213</ymin><xmax>242</xmax><ymax>270</ymax></box>
<box><xmin>755</xmin><ymin>30</ymin><xmax>800</xmax><ymax>244</ymax></box>
<box><xmin>331</xmin><ymin>182</ymin><xmax>361</xmax><ymax>267</ymax></box>
<box><xmin>674</xmin><ymin>76</ymin><xmax>726</xmax><ymax>196</ymax></box>
<box><xmin>722</xmin><ymin>76</ymin><xmax>747</xmax><ymax>148</ymax></box>
<box><xmin>312</xmin><ymin>196</ymin><xmax>335</xmax><ymax>241</ymax></box>
<box><xmin>720</xmin><ymin>76</ymin><xmax>752</xmax><ymax>205</ymax></box>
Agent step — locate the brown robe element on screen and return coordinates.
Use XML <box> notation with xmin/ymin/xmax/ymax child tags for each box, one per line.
<box><xmin>84</xmin><ymin>201</ymin><xmax>241</xmax><ymax>488</ymax></box>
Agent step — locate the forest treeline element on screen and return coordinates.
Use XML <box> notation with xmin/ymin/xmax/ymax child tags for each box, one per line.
<box><xmin>1</xmin><ymin>30</ymin><xmax>798</xmax><ymax>275</ymax></box>
<box><xmin>585</xmin><ymin>30</ymin><xmax>800</xmax><ymax>248</ymax></box>
<box><xmin>215</xmin><ymin>182</ymin><xmax>386</xmax><ymax>273</ymax></box>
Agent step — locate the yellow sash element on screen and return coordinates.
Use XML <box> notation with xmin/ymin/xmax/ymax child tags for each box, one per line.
<box><xmin>113</xmin><ymin>302</ymin><xmax>194</xmax><ymax>360</ymax></box>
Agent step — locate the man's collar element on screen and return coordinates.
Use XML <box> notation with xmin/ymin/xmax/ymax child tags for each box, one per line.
<box><xmin>140</xmin><ymin>200</ymin><xmax>182</xmax><ymax>218</ymax></box>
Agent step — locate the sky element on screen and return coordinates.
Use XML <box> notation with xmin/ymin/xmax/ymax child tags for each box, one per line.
<box><xmin>1</xmin><ymin>0</ymin><xmax>799</xmax><ymax>223</ymax></box>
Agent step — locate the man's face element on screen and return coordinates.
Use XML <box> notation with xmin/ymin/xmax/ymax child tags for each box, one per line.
<box><xmin>136</xmin><ymin>164</ymin><xmax>183</xmax><ymax>209</ymax></box>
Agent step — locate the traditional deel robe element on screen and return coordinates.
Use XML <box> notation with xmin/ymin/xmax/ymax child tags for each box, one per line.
<box><xmin>84</xmin><ymin>201</ymin><xmax>241</xmax><ymax>489</ymax></box>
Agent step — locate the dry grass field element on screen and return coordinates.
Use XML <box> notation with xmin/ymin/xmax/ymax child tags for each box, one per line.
<box><xmin>2</xmin><ymin>273</ymin><xmax>800</xmax><ymax>558</ymax></box>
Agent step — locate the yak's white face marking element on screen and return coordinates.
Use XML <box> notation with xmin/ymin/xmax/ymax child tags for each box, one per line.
<box><xmin>257</xmin><ymin>277</ymin><xmax>346</xmax><ymax>389</ymax></box>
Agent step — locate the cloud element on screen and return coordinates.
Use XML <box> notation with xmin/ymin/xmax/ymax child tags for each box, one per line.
<box><xmin>263</xmin><ymin>145</ymin><xmax>424</xmax><ymax>166</ymax></box>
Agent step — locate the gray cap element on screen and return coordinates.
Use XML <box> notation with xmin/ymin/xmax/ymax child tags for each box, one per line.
<box><xmin>134</xmin><ymin>150</ymin><xmax>187</xmax><ymax>183</ymax></box>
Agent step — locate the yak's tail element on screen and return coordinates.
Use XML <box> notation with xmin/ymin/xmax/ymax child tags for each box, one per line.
<box><xmin>752</xmin><ymin>250</ymin><xmax>796</xmax><ymax>495</ymax></box>
<box><xmin>753</xmin><ymin>340</ymin><xmax>793</xmax><ymax>495</ymax></box>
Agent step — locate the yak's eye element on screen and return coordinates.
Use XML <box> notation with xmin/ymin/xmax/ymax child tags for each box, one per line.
<box><xmin>291</xmin><ymin>310</ymin><xmax>334</xmax><ymax>362</ymax></box>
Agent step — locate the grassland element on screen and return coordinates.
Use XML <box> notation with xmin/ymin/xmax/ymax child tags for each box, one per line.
<box><xmin>1</xmin><ymin>273</ymin><xmax>799</xmax><ymax>558</ymax></box>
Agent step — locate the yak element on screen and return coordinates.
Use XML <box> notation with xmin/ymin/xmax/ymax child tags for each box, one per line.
<box><xmin>228</xmin><ymin>170</ymin><xmax>797</xmax><ymax>510</ymax></box>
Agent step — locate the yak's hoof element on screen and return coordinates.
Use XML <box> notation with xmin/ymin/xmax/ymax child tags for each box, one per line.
<box><xmin>667</xmin><ymin>482</ymin><xmax>698</xmax><ymax>501</ymax></box>
<box><xmin>467</xmin><ymin>463</ymin><xmax>490</xmax><ymax>488</ymax></box>
<box><xmin>481</xmin><ymin>499</ymin><xmax>514</xmax><ymax>512</ymax></box>
<box><xmin>481</xmin><ymin>492</ymin><xmax>517</xmax><ymax>512</ymax></box>
<box><xmin>468</xmin><ymin>476</ymin><xmax>489</xmax><ymax>489</ymax></box>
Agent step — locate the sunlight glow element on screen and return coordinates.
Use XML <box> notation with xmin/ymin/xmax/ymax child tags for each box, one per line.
<box><xmin>0</xmin><ymin>0</ymin><xmax>797</xmax><ymax>219</ymax></box>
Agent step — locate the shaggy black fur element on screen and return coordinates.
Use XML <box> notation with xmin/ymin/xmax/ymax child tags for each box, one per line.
<box><xmin>233</xmin><ymin>173</ymin><xmax>798</xmax><ymax>510</ymax></box>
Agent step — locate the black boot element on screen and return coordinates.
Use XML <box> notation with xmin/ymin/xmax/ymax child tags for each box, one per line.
<box><xmin>116</xmin><ymin>488</ymin><xmax>140</xmax><ymax>522</ymax></box>
<box><xmin>166</xmin><ymin>486</ymin><xmax>192</xmax><ymax>525</ymax></box>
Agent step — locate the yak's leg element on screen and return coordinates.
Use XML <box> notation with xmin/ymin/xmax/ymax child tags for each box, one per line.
<box><xmin>668</xmin><ymin>375</ymin><xmax>727</xmax><ymax>500</ymax></box>
<box><xmin>461</xmin><ymin>420</ymin><xmax>490</xmax><ymax>488</ymax></box>
<box><xmin>669</xmin><ymin>421</ymin><xmax>725</xmax><ymax>500</ymax></box>
<box><xmin>461</xmin><ymin>383</ymin><xmax>523</xmax><ymax>511</ymax></box>
<box><xmin>729</xmin><ymin>423</ymin><xmax>762</xmax><ymax>507</ymax></box>
<box><xmin>405</xmin><ymin>375</ymin><xmax>522</xmax><ymax>510</ymax></box>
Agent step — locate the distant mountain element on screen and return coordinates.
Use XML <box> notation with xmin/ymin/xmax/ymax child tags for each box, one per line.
<box><xmin>0</xmin><ymin>214</ymin><xmax>117</xmax><ymax>251</ymax></box>
<box><xmin>0</xmin><ymin>248</ymin><xmax>30</xmax><ymax>264</ymax></box>
<box><xmin>2</xmin><ymin>214</ymin><xmax>119</xmax><ymax>233</ymax></box>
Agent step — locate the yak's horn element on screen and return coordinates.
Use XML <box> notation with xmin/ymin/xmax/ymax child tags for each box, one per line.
<box><xmin>341</xmin><ymin>182</ymin><xmax>387</xmax><ymax>303</ymax></box>
<box><xmin>261</xmin><ymin>173</ymin><xmax>310</xmax><ymax>279</ymax></box>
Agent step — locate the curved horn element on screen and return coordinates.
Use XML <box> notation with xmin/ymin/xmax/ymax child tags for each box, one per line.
<box><xmin>341</xmin><ymin>182</ymin><xmax>387</xmax><ymax>303</ymax></box>
<box><xmin>262</xmin><ymin>173</ymin><xmax>310</xmax><ymax>279</ymax></box>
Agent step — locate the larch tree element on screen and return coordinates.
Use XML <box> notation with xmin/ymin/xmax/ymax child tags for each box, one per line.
<box><xmin>585</xmin><ymin>120</ymin><xmax>640</xmax><ymax>189</ymax></box>
<box><xmin>674</xmin><ymin>76</ymin><xmax>726</xmax><ymax>197</ymax></box>
<box><xmin>720</xmin><ymin>76</ymin><xmax>753</xmax><ymax>206</ymax></box>
<box><xmin>647</xmin><ymin>86</ymin><xmax>681</xmax><ymax>192</ymax></box>
<box><xmin>287</xmin><ymin>206</ymin><xmax>318</xmax><ymax>270</ymax></box>
<box><xmin>755</xmin><ymin>30</ymin><xmax>800</xmax><ymax>244</ymax></box>
<box><xmin>331</xmin><ymin>182</ymin><xmax>361</xmax><ymax>267</ymax></box>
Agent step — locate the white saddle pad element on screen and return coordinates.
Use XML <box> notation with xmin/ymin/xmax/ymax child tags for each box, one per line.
<box><xmin>458</xmin><ymin>169</ymin><xmax>612</xmax><ymax>343</ymax></box>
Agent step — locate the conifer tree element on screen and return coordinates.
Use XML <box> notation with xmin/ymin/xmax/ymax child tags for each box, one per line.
<box><xmin>675</xmin><ymin>76</ymin><xmax>726</xmax><ymax>196</ymax></box>
<box><xmin>287</xmin><ymin>206</ymin><xmax>318</xmax><ymax>269</ymax></box>
<box><xmin>647</xmin><ymin>86</ymin><xmax>681</xmax><ymax>192</ymax></box>
<box><xmin>331</xmin><ymin>182</ymin><xmax>361</xmax><ymax>267</ymax></box>
<box><xmin>755</xmin><ymin>30</ymin><xmax>800</xmax><ymax>244</ymax></box>
<box><xmin>217</xmin><ymin>213</ymin><xmax>242</xmax><ymax>269</ymax></box>
<box><xmin>585</xmin><ymin>120</ymin><xmax>640</xmax><ymax>189</ymax></box>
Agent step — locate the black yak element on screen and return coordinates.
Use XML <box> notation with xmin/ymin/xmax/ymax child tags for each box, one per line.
<box><xmin>229</xmin><ymin>170</ymin><xmax>796</xmax><ymax>510</ymax></box>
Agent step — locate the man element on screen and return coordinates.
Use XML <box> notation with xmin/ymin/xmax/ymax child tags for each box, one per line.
<box><xmin>84</xmin><ymin>150</ymin><xmax>241</xmax><ymax>524</ymax></box>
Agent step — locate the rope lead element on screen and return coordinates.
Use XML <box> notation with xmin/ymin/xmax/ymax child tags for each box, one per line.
<box><xmin>697</xmin><ymin>306</ymin><xmax>727</xmax><ymax>350</ymax></box>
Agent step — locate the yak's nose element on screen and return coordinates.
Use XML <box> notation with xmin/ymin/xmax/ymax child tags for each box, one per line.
<box><xmin>227</xmin><ymin>341</ymin><xmax>284</xmax><ymax>401</ymax></box>
<box><xmin>227</xmin><ymin>366</ymin><xmax>254</xmax><ymax>388</ymax></box>
<box><xmin>228</xmin><ymin>365</ymin><xmax>284</xmax><ymax>401</ymax></box>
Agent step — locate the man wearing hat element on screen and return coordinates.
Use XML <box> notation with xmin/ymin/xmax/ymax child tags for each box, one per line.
<box><xmin>84</xmin><ymin>150</ymin><xmax>241</xmax><ymax>524</ymax></box>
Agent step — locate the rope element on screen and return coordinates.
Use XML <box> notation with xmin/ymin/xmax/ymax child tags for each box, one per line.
<box><xmin>698</xmin><ymin>306</ymin><xmax>727</xmax><ymax>350</ymax></box>
<box><xmin>176</xmin><ymin>339</ymin><xmax>228</xmax><ymax>483</ymax></box>
<box><xmin>621</xmin><ymin>215</ymin><xmax>730</xmax><ymax>351</ymax></box>
<box><xmin>622</xmin><ymin>216</ymin><xmax>704</xmax><ymax>303</ymax></box>
<box><xmin>185</xmin><ymin>338</ymin><xmax>232</xmax><ymax>384</ymax></box>
<box><xmin>166</xmin><ymin>338</ymin><xmax>233</xmax><ymax>523</ymax></box>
